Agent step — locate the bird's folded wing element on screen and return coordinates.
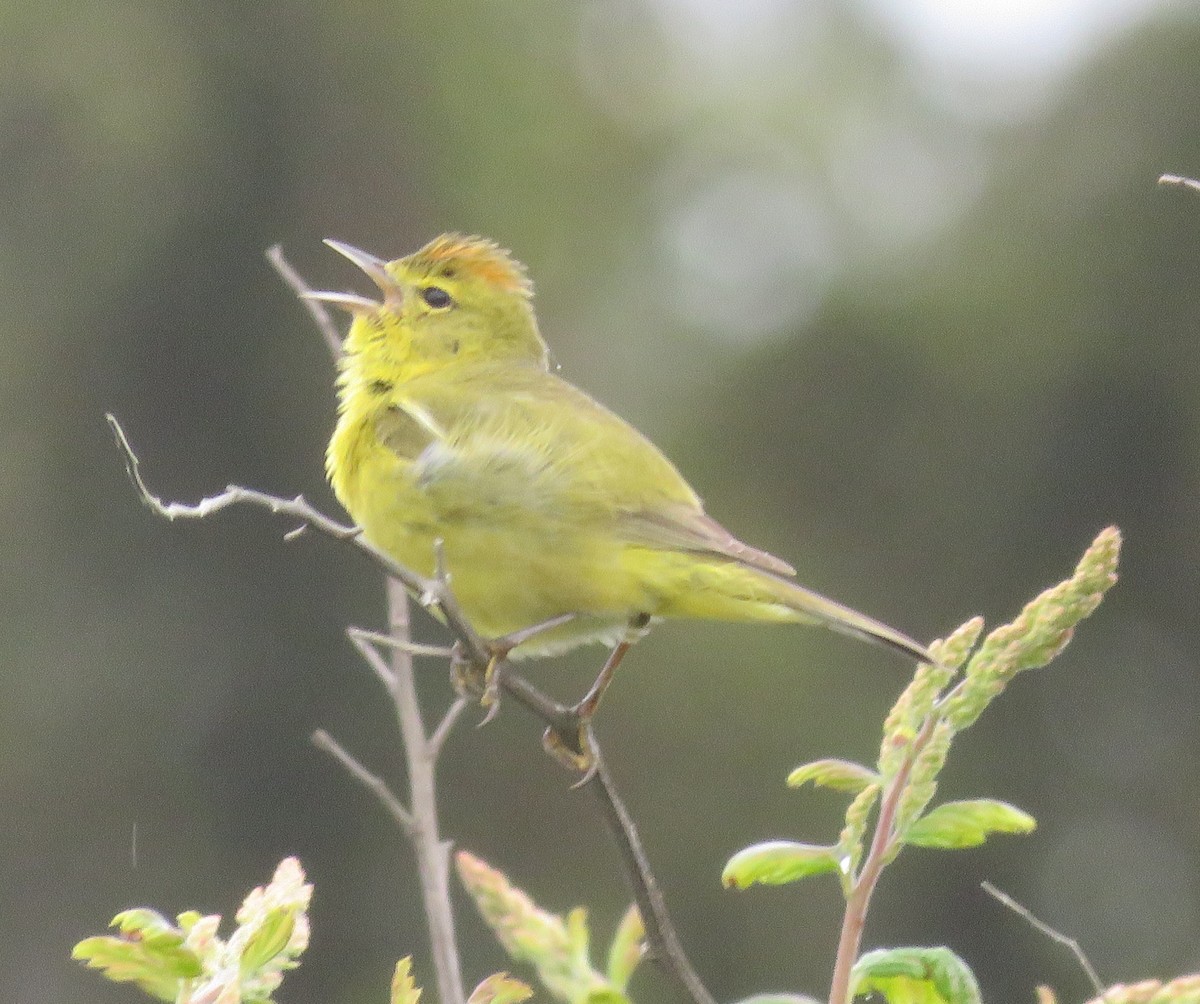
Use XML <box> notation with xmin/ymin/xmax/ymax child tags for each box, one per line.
<box><xmin>379</xmin><ymin>366</ymin><xmax>703</xmax><ymax>516</ymax></box>
<box><xmin>379</xmin><ymin>369</ymin><xmax>794</xmax><ymax>576</ymax></box>
<box><xmin>617</xmin><ymin>506</ymin><xmax>796</xmax><ymax>576</ymax></box>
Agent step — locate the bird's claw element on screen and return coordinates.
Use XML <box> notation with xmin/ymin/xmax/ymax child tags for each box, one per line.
<box><xmin>448</xmin><ymin>643</ymin><xmax>477</xmax><ymax>697</ymax></box>
<box><xmin>476</xmin><ymin>654</ymin><xmax>506</xmax><ymax>724</ymax></box>
<box><xmin>542</xmin><ymin>722</ymin><xmax>599</xmax><ymax>784</ymax></box>
<box><xmin>449</xmin><ymin>640</ymin><xmax>508</xmax><ymax>724</ymax></box>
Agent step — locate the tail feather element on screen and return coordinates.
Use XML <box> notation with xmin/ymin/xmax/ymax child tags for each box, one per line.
<box><xmin>644</xmin><ymin>553</ymin><xmax>933</xmax><ymax>664</ymax></box>
<box><xmin>774</xmin><ymin>576</ymin><xmax>933</xmax><ymax>664</ymax></box>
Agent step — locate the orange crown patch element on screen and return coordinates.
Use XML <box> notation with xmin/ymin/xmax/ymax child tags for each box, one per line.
<box><xmin>411</xmin><ymin>234</ymin><xmax>533</xmax><ymax>297</ymax></box>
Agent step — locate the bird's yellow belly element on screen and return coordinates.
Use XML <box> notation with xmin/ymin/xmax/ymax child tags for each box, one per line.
<box><xmin>339</xmin><ymin>439</ymin><xmax>657</xmax><ymax>651</ymax></box>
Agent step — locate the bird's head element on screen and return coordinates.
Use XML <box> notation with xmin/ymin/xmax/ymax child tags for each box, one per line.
<box><xmin>311</xmin><ymin>234</ymin><xmax>548</xmax><ymax>373</ymax></box>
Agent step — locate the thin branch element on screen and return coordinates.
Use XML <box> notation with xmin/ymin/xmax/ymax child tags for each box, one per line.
<box><xmin>385</xmin><ymin>576</ymin><xmax>466</xmax><ymax>1004</ymax></box>
<box><xmin>266</xmin><ymin>244</ymin><xmax>343</xmax><ymax>359</ymax></box>
<box><xmin>347</xmin><ymin>627</ymin><xmax>398</xmax><ymax>690</ymax></box>
<box><xmin>106</xmin><ymin>412</ymin><xmax>491</xmax><ymax>669</ymax></box>
<box><xmin>429</xmin><ymin>696</ymin><xmax>470</xmax><ymax>760</ymax></box>
<box><xmin>587</xmin><ymin>747</ymin><xmax>717</xmax><ymax>1004</ymax></box>
<box><xmin>479</xmin><ymin>662</ymin><xmax>715</xmax><ymax>1004</ymax></box>
<box><xmin>311</xmin><ymin>728</ymin><xmax>416</xmax><ymax>836</ymax></box>
<box><xmin>981</xmin><ymin>881</ymin><xmax>1104</xmax><ymax>995</ymax></box>
<box><xmin>1158</xmin><ymin>173</ymin><xmax>1200</xmax><ymax>194</ymax></box>
<box><xmin>348</xmin><ymin>626</ymin><xmax>455</xmax><ymax>660</ymax></box>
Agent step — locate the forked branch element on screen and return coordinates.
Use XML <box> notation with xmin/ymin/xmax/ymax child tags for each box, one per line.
<box><xmin>107</xmin><ymin>416</ymin><xmax>716</xmax><ymax>1004</ymax></box>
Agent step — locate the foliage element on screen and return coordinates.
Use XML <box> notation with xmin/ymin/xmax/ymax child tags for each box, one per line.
<box><xmin>850</xmin><ymin>947</ymin><xmax>982</xmax><ymax>1004</ymax></box>
<box><xmin>456</xmin><ymin>849</ymin><xmax>644</xmax><ymax>1004</ymax></box>
<box><xmin>73</xmin><ymin>859</ymin><xmax>537</xmax><ymax>1004</ymax></box>
<box><xmin>723</xmin><ymin>527</ymin><xmax>1121</xmax><ymax>1003</ymax></box>
<box><xmin>72</xmin><ymin>857</ymin><xmax>311</xmax><ymax>1004</ymax></box>
<box><xmin>725</xmin><ymin>527</ymin><xmax>1118</xmax><ymax>897</ymax></box>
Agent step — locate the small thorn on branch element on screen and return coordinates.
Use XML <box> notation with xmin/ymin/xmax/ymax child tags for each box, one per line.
<box><xmin>347</xmin><ymin>626</ymin><xmax>454</xmax><ymax>660</ymax></box>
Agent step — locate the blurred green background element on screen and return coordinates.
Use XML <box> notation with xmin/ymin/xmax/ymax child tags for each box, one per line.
<box><xmin>4</xmin><ymin>1</ymin><xmax>1200</xmax><ymax>1001</ymax></box>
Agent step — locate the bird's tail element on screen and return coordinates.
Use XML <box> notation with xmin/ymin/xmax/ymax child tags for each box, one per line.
<box><xmin>657</xmin><ymin>560</ymin><xmax>933</xmax><ymax>664</ymax></box>
<box><xmin>769</xmin><ymin>575</ymin><xmax>933</xmax><ymax>664</ymax></box>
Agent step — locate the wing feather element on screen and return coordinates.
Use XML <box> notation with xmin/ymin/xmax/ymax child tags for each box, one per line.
<box><xmin>379</xmin><ymin>363</ymin><xmax>792</xmax><ymax>579</ymax></box>
<box><xmin>618</xmin><ymin>506</ymin><xmax>796</xmax><ymax>576</ymax></box>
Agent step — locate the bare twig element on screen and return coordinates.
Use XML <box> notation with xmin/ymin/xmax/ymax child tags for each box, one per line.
<box><xmin>349</xmin><ymin>627</ymin><xmax>455</xmax><ymax>660</ymax></box>
<box><xmin>109</xmin><ymin>416</ymin><xmax>714</xmax><ymax>1004</ymax></box>
<box><xmin>429</xmin><ymin>696</ymin><xmax>471</xmax><ymax>760</ymax></box>
<box><xmin>348</xmin><ymin>626</ymin><xmax>397</xmax><ymax>689</ymax></box>
<box><xmin>1158</xmin><ymin>173</ymin><xmax>1200</xmax><ymax>194</ymax></box>
<box><xmin>266</xmin><ymin>244</ymin><xmax>344</xmax><ymax>358</ymax></box>
<box><xmin>267</xmin><ymin>247</ymin><xmax>468</xmax><ymax>1004</ymax></box>
<box><xmin>106</xmin><ymin>413</ymin><xmax>491</xmax><ymax>670</ymax></box>
<box><xmin>384</xmin><ymin>576</ymin><xmax>465</xmax><ymax>1004</ymax></box>
<box><xmin>311</xmin><ymin>729</ymin><xmax>416</xmax><ymax>836</ymax></box>
<box><xmin>587</xmin><ymin>749</ymin><xmax>717</xmax><ymax>1004</ymax></box>
<box><xmin>981</xmin><ymin>881</ymin><xmax>1104</xmax><ymax>996</ymax></box>
<box><xmin>492</xmin><ymin>670</ymin><xmax>716</xmax><ymax>1004</ymax></box>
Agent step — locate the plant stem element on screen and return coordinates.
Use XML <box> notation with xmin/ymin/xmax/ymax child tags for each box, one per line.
<box><xmin>385</xmin><ymin>577</ymin><xmax>466</xmax><ymax>1004</ymax></box>
<box><xmin>264</xmin><ymin>247</ymin><xmax>467</xmax><ymax>1004</ymax></box>
<box><xmin>828</xmin><ymin>718</ymin><xmax>934</xmax><ymax>1004</ymax></box>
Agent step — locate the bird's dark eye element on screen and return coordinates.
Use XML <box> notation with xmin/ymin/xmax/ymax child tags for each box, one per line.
<box><xmin>421</xmin><ymin>286</ymin><xmax>454</xmax><ymax>309</ymax></box>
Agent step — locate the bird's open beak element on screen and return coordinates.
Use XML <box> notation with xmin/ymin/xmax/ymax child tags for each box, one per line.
<box><xmin>305</xmin><ymin>239</ymin><xmax>403</xmax><ymax>312</ymax></box>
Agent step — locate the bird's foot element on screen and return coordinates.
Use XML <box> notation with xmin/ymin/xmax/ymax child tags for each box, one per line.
<box><xmin>538</xmin><ymin>614</ymin><xmax>651</xmax><ymax>782</ymax></box>
<box><xmin>456</xmin><ymin>614</ymin><xmax>580</xmax><ymax>721</ymax></box>
<box><xmin>542</xmin><ymin>710</ymin><xmax>600</xmax><ymax>786</ymax></box>
<box><xmin>449</xmin><ymin>643</ymin><xmax>506</xmax><ymax>724</ymax></box>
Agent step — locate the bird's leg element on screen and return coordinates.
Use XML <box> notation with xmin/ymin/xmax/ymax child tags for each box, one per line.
<box><xmin>573</xmin><ymin>613</ymin><xmax>651</xmax><ymax>720</ymax></box>
<box><xmin>543</xmin><ymin>613</ymin><xmax>651</xmax><ymax>778</ymax></box>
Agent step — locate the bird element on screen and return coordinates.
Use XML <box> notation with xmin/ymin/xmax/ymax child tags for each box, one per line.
<box><xmin>312</xmin><ymin>234</ymin><xmax>931</xmax><ymax>714</ymax></box>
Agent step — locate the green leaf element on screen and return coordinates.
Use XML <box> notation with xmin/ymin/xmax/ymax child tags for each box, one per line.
<box><xmin>904</xmin><ymin>799</ymin><xmax>1035</xmax><ymax>850</ymax></box>
<box><xmin>468</xmin><ymin>972</ymin><xmax>532</xmax><ymax>1004</ymax></box>
<box><xmin>583</xmin><ymin>990</ymin><xmax>630</xmax><ymax>1004</ymax></box>
<box><xmin>391</xmin><ymin>956</ymin><xmax>423</xmax><ymax>1004</ymax></box>
<box><xmin>851</xmin><ymin>947</ymin><xmax>982</xmax><ymax>1004</ymax></box>
<box><xmin>239</xmin><ymin>907</ymin><xmax>296</xmax><ymax>975</ymax></box>
<box><xmin>787</xmin><ymin>758</ymin><xmax>880</xmax><ymax>793</ymax></box>
<box><xmin>72</xmin><ymin>923</ymin><xmax>203</xmax><ymax>1002</ymax></box>
<box><xmin>722</xmin><ymin>841</ymin><xmax>841</xmax><ymax>888</ymax></box>
<box><xmin>605</xmin><ymin>905</ymin><xmax>644</xmax><ymax>991</ymax></box>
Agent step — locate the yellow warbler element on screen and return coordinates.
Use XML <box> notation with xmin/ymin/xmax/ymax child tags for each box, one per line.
<box><xmin>316</xmin><ymin>234</ymin><xmax>931</xmax><ymax>667</ymax></box>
